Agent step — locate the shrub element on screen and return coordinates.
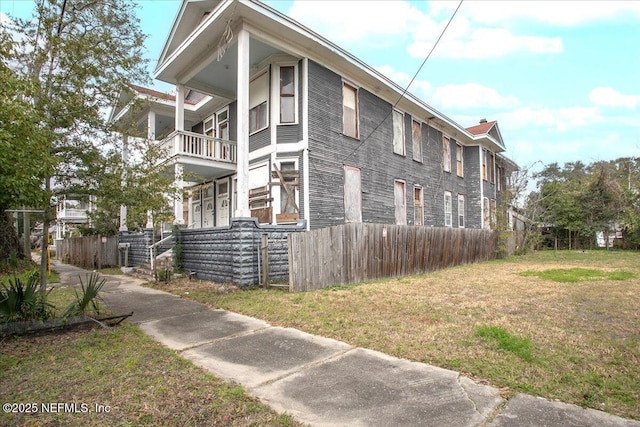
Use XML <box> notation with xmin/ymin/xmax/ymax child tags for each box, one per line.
<box><xmin>0</xmin><ymin>275</ymin><xmax>53</xmax><ymax>324</ymax></box>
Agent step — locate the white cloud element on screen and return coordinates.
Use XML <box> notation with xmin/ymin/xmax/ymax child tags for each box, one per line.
<box><xmin>288</xmin><ymin>1</ymin><xmax>426</xmax><ymax>46</ymax></box>
<box><xmin>375</xmin><ymin>65</ymin><xmax>431</xmax><ymax>99</ymax></box>
<box><xmin>589</xmin><ymin>87</ymin><xmax>640</xmax><ymax>109</ymax></box>
<box><xmin>409</xmin><ymin>28</ymin><xmax>562</xmax><ymax>59</ymax></box>
<box><xmin>459</xmin><ymin>1</ymin><xmax>640</xmax><ymax>27</ymax></box>
<box><xmin>432</xmin><ymin>83</ymin><xmax>519</xmax><ymax>110</ymax></box>
<box><xmin>498</xmin><ymin>106</ymin><xmax>602</xmax><ymax>132</ymax></box>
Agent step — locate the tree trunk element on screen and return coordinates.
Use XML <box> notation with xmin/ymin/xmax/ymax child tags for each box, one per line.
<box><xmin>0</xmin><ymin>207</ymin><xmax>24</xmax><ymax>261</ymax></box>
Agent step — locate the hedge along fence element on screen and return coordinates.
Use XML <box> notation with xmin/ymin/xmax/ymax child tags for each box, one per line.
<box><xmin>288</xmin><ymin>223</ymin><xmax>498</xmax><ymax>292</ymax></box>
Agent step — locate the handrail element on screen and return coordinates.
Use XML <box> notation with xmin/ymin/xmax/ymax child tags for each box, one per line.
<box><xmin>147</xmin><ymin>235</ymin><xmax>174</xmax><ymax>270</ymax></box>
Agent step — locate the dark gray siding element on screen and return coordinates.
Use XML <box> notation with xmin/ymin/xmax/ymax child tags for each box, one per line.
<box><xmin>277</xmin><ymin>125</ymin><xmax>299</xmax><ymax>144</ymax></box>
<box><xmin>464</xmin><ymin>146</ymin><xmax>482</xmax><ymax>229</ymax></box>
<box><xmin>250</xmin><ymin>127</ymin><xmax>270</xmax><ymax>151</ymax></box>
<box><xmin>191</xmin><ymin>122</ymin><xmax>203</xmax><ymax>134</ymax></box>
<box><xmin>307</xmin><ymin>60</ymin><xmax>487</xmax><ymax>230</ymax></box>
<box><xmin>229</xmin><ymin>100</ymin><xmax>237</xmax><ymax>141</ymax></box>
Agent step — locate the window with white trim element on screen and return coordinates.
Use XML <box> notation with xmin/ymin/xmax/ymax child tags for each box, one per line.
<box><xmin>414</xmin><ymin>185</ymin><xmax>424</xmax><ymax>226</ymax></box>
<box><xmin>444</xmin><ymin>191</ymin><xmax>452</xmax><ymax>227</ymax></box>
<box><xmin>482</xmin><ymin>149</ymin><xmax>488</xmax><ymax>181</ymax></box>
<box><xmin>279</xmin><ymin>65</ymin><xmax>296</xmax><ymax>124</ymax></box>
<box><xmin>458</xmin><ymin>194</ymin><xmax>465</xmax><ymax>228</ymax></box>
<box><xmin>456</xmin><ymin>143</ymin><xmax>464</xmax><ymax>177</ymax></box>
<box><xmin>394</xmin><ymin>180</ymin><xmax>406</xmax><ymax>225</ymax></box>
<box><xmin>392</xmin><ymin>109</ymin><xmax>405</xmax><ymax>156</ymax></box>
<box><xmin>443</xmin><ymin>135</ymin><xmax>451</xmax><ymax>172</ymax></box>
<box><xmin>483</xmin><ymin>197</ymin><xmax>490</xmax><ymax>229</ymax></box>
<box><xmin>249</xmin><ymin>70</ymin><xmax>269</xmax><ymax>134</ymax></box>
<box><xmin>412</xmin><ymin>120</ymin><xmax>422</xmax><ymax>162</ymax></box>
<box><xmin>343</xmin><ymin>82</ymin><xmax>359</xmax><ymax>138</ymax></box>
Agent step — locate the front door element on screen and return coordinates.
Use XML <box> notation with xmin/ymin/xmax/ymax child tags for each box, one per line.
<box><xmin>216</xmin><ymin>179</ymin><xmax>230</xmax><ymax>226</ymax></box>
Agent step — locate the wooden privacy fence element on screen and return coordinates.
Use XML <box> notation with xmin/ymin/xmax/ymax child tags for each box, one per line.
<box><xmin>288</xmin><ymin>223</ymin><xmax>498</xmax><ymax>292</ymax></box>
<box><xmin>56</xmin><ymin>235</ymin><xmax>118</xmax><ymax>269</ymax></box>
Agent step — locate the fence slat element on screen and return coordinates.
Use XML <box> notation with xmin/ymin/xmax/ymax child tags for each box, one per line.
<box><xmin>289</xmin><ymin>224</ymin><xmax>498</xmax><ymax>292</ymax></box>
<box><xmin>56</xmin><ymin>235</ymin><xmax>117</xmax><ymax>269</ymax></box>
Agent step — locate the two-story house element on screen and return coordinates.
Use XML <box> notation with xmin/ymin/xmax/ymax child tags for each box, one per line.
<box><xmin>111</xmin><ymin>0</ymin><xmax>517</xmax><ymax>237</ymax></box>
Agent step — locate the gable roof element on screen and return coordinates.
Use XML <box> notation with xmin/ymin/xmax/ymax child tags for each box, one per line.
<box><xmin>466</xmin><ymin>120</ymin><xmax>505</xmax><ymax>149</ymax></box>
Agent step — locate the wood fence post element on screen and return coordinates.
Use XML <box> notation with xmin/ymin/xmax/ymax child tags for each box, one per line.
<box><xmin>261</xmin><ymin>233</ymin><xmax>268</xmax><ymax>288</ymax></box>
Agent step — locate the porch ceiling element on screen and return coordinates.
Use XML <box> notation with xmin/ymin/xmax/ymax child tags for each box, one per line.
<box><xmin>183</xmin><ymin>38</ymin><xmax>283</xmax><ymax>98</ymax></box>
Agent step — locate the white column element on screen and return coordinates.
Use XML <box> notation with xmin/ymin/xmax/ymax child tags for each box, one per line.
<box><xmin>174</xmin><ymin>163</ymin><xmax>184</xmax><ymax>225</ymax></box>
<box><xmin>235</xmin><ymin>27</ymin><xmax>251</xmax><ymax>217</ymax></box>
<box><xmin>146</xmin><ymin>210</ymin><xmax>153</xmax><ymax>229</ymax></box>
<box><xmin>175</xmin><ymin>85</ymin><xmax>184</xmax><ymax>132</ymax></box>
<box><xmin>119</xmin><ymin>134</ymin><xmax>129</xmax><ymax>231</ymax></box>
<box><xmin>147</xmin><ymin>110</ymin><xmax>156</xmax><ymax>140</ymax></box>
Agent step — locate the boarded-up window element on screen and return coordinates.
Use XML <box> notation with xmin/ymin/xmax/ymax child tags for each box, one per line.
<box><xmin>344</xmin><ymin>166</ymin><xmax>362</xmax><ymax>222</ymax></box>
<box><xmin>280</xmin><ymin>162</ymin><xmax>296</xmax><ymax>214</ymax></box>
<box><xmin>483</xmin><ymin>197</ymin><xmax>490</xmax><ymax>229</ymax></box>
<box><xmin>414</xmin><ymin>186</ymin><xmax>424</xmax><ymax>226</ymax></box>
<box><xmin>456</xmin><ymin>144</ymin><xmax>464</xmax><ymax>177</ymax></box>
<box><xmin>443</xmin><ymin>136</ymin><xmax>451</xmax><ymax>172</ymax></box>
<box><xmin>392</xmin><ymin>109</ymin><xmax>405</xmax><ymax>155</ymax></box>
<box><xmin>489</xmin><ymin>152</ymin><xmax>495</xmax><ymax>183</ymax></box>
<box><xmin>343</xmin><ymin>82</ymin><xmax>358</xmax><ymax>138</ymax></box>
<box><xmin>250</xmin><ymin>71</ymin><xmax>269</xmax><ymax>133</ymax></box>
<box><xmin>444</xmin><ymin>191</ymin><xmax>452</xmax><ymax>227</ymax></box>
<box><xmin>490</xmin><ymin>198</ymin><xmax>497</xmax><ymax>228</ymax></box>
<box><xmin>412</xmin><ymin>120</ymin><xmax>422</xmax><ymax>162</ymax></box>
<box><xmin>394</xmin><ymin>180</ymin><xmax>406</xmax><ymax>225</ymax></box>
<box><xmin>496</xmin><ymin>166</ymin><xmax>503</xmax><ymax>191</ymax></box>
<box><xmin>482</xmin><ymin>149</ymin><xmax>487</xmax><ymax>180</ymax></box>
<box><xmin>280</xmin><ymin>66</ymin><xmax>295</xmax><ymax>123</ymax></box>
<box><xmin>458</xmin><ymin>194</ymin><xmax>465</xmax><ymax>228</ymax></box>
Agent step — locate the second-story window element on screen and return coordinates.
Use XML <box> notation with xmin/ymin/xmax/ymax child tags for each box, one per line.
<box><xmin>249</xmin><ymin>70</ymin><xmax>269</xmax><ymax>134</ymax></box>
<box><xmin>412</xmin><ymin>120</ymin><xmax>422</xmax><ymax>162</ymax></box>
<box><xmin>280</xmin><ymin>66</ymin><xmax>295</xmax><ymax>123</ymax></box>
<box><xmin>443</xmin><ymin>135</ymin><xmax>451</xmax><ymax>172</ymax></box>
<box><xmin>456</xmin><ymin>143</ymin><xmax>464</xmax><ymax>177</ymax></box>
<box><xmin>343</xmin><ymin>82</ymin><xmax>359</xmax><ymax>139</ymax></box>
<box><xmin>392</xmin><ymin>109</ymin><xmax>405</xmax><ymax>156</ymax></box>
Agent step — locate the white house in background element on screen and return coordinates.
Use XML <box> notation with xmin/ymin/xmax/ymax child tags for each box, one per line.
<box><xmin>55</xmin><ymin>195</ymin><xmax>96</xmax><ymax>239</ymax></box>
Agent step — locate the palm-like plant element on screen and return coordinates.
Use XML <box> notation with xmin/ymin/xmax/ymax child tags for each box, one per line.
<box><xmin>0</xmin><ymin>275</ymin><xmax>53</xmax><ymax>323</ymax></box>
<box><xmin>63</xmin><ymin>273</ymin><xmax>106</xmax><ymax>318</ymax></box>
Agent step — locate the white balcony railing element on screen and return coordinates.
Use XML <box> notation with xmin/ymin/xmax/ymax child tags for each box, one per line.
<box><xmin>57</xmin><ymin>208</ymin><xmax>88</xmax><ymax>220</ymax></box>
<box><xmin>159</xmin><ymin>130</ymin><xmax>237</xmax><ymax>164</ymax></box>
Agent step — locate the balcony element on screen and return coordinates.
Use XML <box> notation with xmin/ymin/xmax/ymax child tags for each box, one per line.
<box><xmin>159</xmin><ymin>130</ymin><xmax>237</xmax><ymax>179</ymax></box>
<box><xmin>57</xmin><ymin>208</ymin><xmax>89</xmax><ymax>223</ymax></box>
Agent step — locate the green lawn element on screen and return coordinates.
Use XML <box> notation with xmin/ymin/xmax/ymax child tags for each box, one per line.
<box><xmin>150</xmin><ymin>249</ymin><xmax>640</xmax><ymax>420</ymax></box>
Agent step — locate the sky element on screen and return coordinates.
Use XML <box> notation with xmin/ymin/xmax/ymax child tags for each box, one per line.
<box><xmin>2</xmin><ymin>0</ymin><xmax>640</xmax><ymax>173</ymax></box>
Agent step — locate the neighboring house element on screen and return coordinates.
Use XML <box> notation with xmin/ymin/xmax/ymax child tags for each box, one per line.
<box><xmin>110</xmin><ymin>0</ymin><xmax>517</xmax><ymax>234</ymax></box>
<box><xmin>55</xmin><ymin>195</ymin><xmax>96</xmax><ymax>239</ymax></box>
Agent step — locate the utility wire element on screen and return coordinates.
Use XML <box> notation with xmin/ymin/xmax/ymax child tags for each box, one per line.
<box><xmin>341</xmin><ymin>0</ymin><xmax>464</xmax><ymax>164</ymax></box>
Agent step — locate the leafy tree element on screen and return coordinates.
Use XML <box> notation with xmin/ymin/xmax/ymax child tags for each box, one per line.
<box><xmin>0</xmin><ymin>31</ymin><xmax>50</xmax><ymax>261</ymax></box>
<box><xmin>4</xmin><ymin>0</ymin><xmax>148</xmax><ymax>292</ymax></box>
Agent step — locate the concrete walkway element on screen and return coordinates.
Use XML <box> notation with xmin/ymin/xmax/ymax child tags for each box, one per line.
<box><xmin>53</xmin><ymin>261</ymin><xmax>639</xmax><ymax>427</ymax></box>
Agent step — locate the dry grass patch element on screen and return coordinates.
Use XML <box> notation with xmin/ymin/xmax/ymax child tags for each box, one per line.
<box><xmin>150</xmin><ymin>250</ymin><xmax>640</xmax><ymax>420</ymax></box>
<box><xmin>0</xmin><ymin>324</ymin><xmax>302</xmax><ymax>426</ymax></box>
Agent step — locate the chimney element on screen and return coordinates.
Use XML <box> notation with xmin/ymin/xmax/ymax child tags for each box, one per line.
<box><xmin>479</xmin><ymin>118</ymin><xmax>487</xmax><ymax>124</ymax></box>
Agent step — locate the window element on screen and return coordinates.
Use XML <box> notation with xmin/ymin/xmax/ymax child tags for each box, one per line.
<box><xmin>344</xmin><ymin>166</ymin><xmax>362</xmax><ymax>222</ymax></box>
<box><xmin>490</xmin><ymin>198</ymin><xmax>497</xmax><ymax>228</ymax></box>
<box><xmin>279</xmin><ymin>161</ymin><xmax>296</xmax><ymax>214</ymax></box>
<box><xmin>444</xmin><ymin>191</ymin><xmax>452</xmax><ymax>227</ymax></box>
<box><xmin>456</xmin><ymin>144</ymin><xmax>464</xmax><ymax>177</ymax></box>
<box><xmin>443</xmin><ymin>136</ymin><xmax>451</xmax><ymax>172</ymax></box>
<box><xmin>279</xmin><ymin>66</ymin><xmax>295</xmax><ymax>123</ymax></box>
<box><xmin>392</xmin><ymin>109</ymin><xmax>405</xmax><ymax>155</ymax></box>
<box><xmin>483</xmin><ymin>197</ymin><xmax>490</xmax><ymax>229</ymax></box>
<box><xmin>412</xmin><ymin>120</ymin><xmax>422</xmax><ymax>162</ymax></box>
<box><xmin>217</xmin><ymin>107</ymin><xmax>229</xmax><ymax>140</ymax></box>
<box><xmin>249</xmin><ymin>71</ymin><xmax>269</xmax><ymax>134</ymax></box>
<box><xmin>394</xmin><ymin>180</ymin><xmax>406</xmax><ymax>225</ymax></box>
<box><xmin>458</xmin><ymin>194</ymin><xmax>465</xmax><ymax>228</ymax></box>
<box><xmin>414</xmin><ymin>186</ymin><xmax>424</xmax><ymax>226</ymax></box>
<box><xmin>343</xmin><ymin>82</ymin><xmax>359</xmax><ymax>138</ymax></box>
<box><xmin>496</xmin><ymin>166</ymin><xmax>503</xmax><ymax>191</ymax></box>
<box><xmin>482</xmin><ymin>149</ymin><xmax>488</xmax><ymax>181</ymax></box>
<box><xmin>488</xmin><ymin>152</ymin><xmax>496</xmax><ymax>183</ymax></box>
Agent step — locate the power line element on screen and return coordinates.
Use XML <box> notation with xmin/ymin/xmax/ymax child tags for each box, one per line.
<box><xmin>341</xmin><ymin>0</ymin><xmax>464</xmax><ymax>165</ymax></box>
